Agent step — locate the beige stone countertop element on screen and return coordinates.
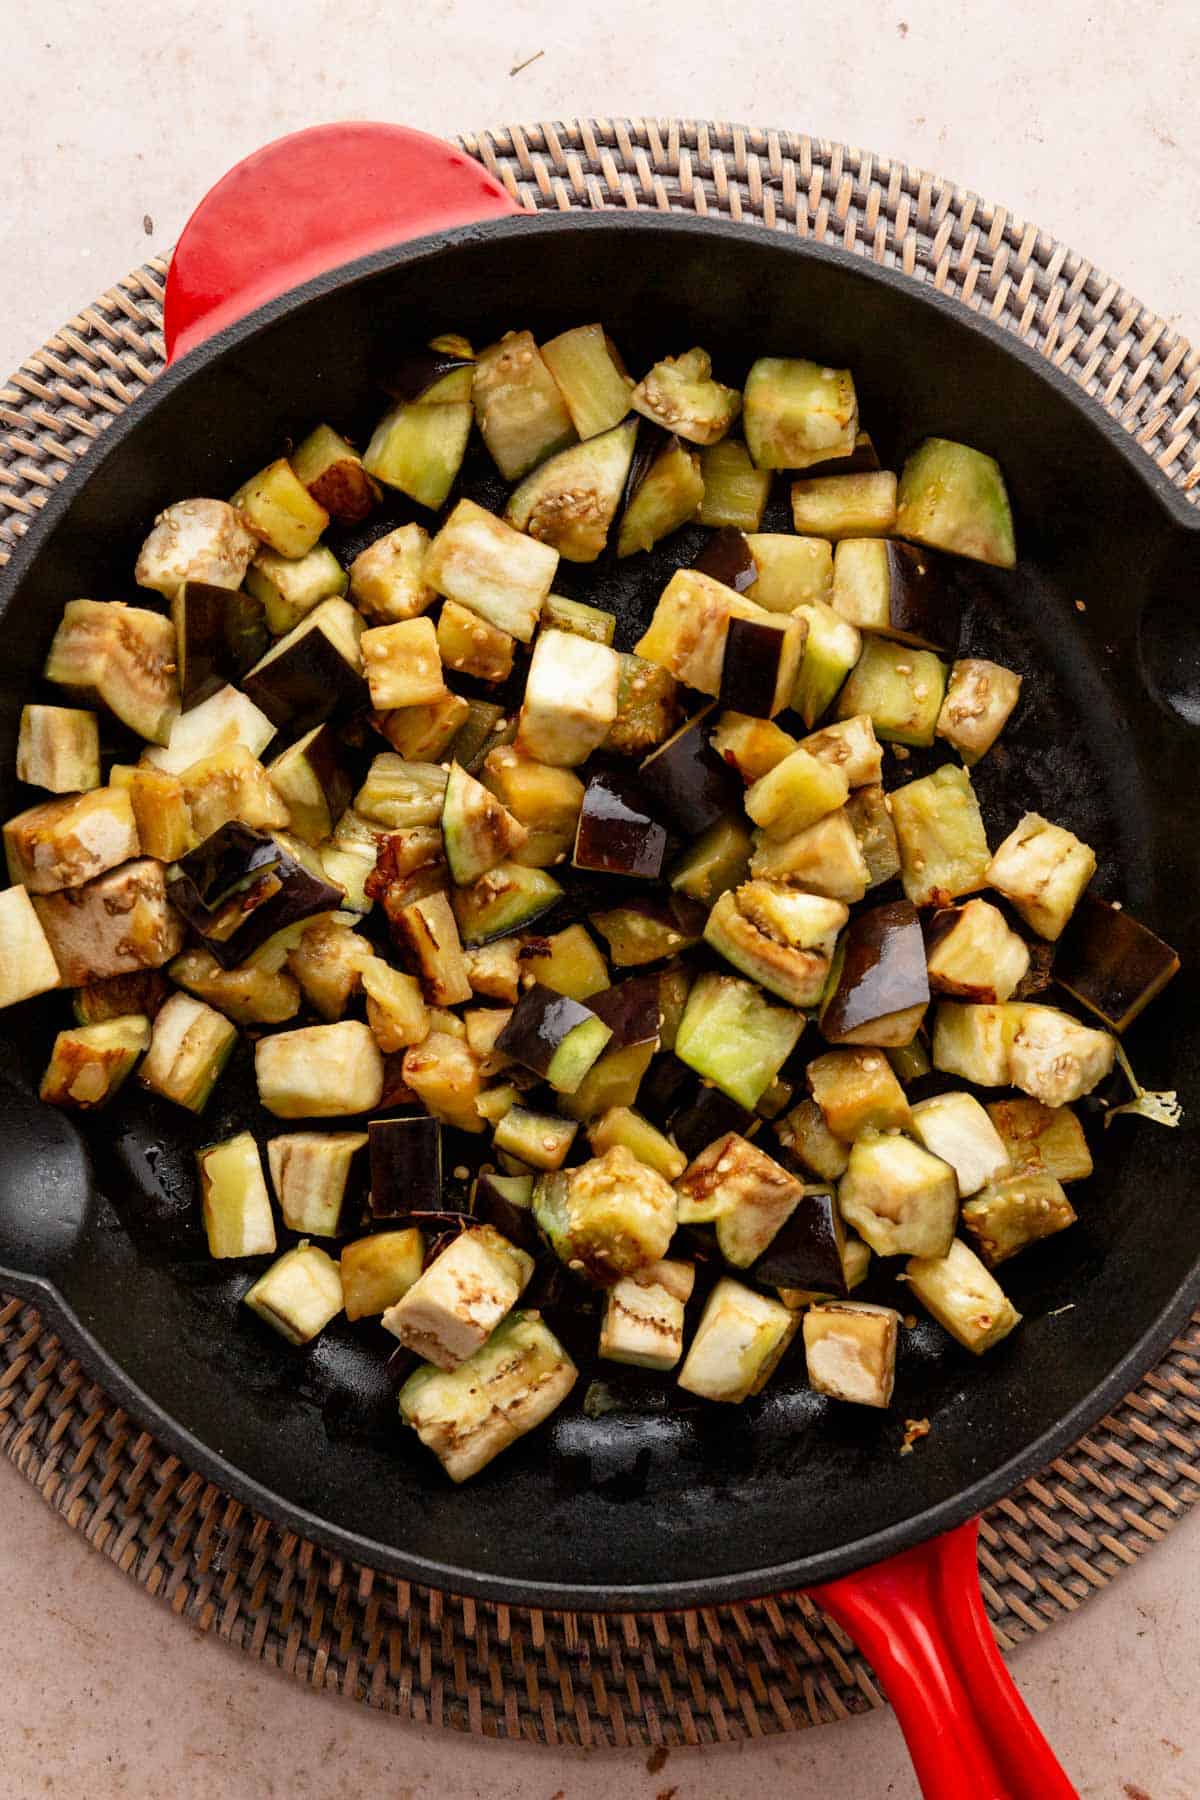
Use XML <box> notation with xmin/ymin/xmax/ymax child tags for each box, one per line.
<box><xmin>3</xmin><ymin>2</ymin><xmax>1200</xmax><ymax>1794</ymax></box>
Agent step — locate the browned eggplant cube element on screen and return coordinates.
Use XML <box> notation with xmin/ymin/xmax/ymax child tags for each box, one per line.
<box><xmin>820</xmin><ymin>900</ymin><xmax>930</xmax><ymax>1047</ymax></box>
<box><xmin>803</xmin><ymin>1301</ymin><xmax>900</xmax><ymax>1407</ymax></box>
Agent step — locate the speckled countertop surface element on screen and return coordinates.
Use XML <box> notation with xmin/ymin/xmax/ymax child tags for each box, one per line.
<box><xmin>3</xmin><ymin>4</ymin><xmax>1200</xmax><ymax>1795</ymax></box>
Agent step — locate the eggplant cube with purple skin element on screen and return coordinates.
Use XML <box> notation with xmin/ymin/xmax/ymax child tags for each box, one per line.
<box><xmin>750</xmin><ymin>1187</ymin><xmax>848</xmax><ymax>1295</ymax></box>
<box><xmin>803</xmin><ymin>1301</ymin><xmax>900</xmax><ymax>1408</ymax></box>
<box><xmin>718</xmin><ymin>612</ymin><xmax>806</xmax><ymax>720</ymax></box>
<box><xmin>497</xmin><ymin>983</ymin><xmax>613</xmax><ymax>1095</ymax></box>
<box><xmin>516</xmin><ymin>629</ymin><xmax>621</xmax><ymax>766</ymax></box>
<box><xmin>677</xmin><ymin>1278</ymin><xmax>799</xmax><ymax>1404</ymax></box>
<box><xmin>985</xmin><ymin>813</ymin><xmax>1096</xmax><ymax>942</ymax></box>
<box><xmin>573</xmin><ymin>768</ymin><xmax>669</xmax><ymax>879</ymax></box>
<box><xmin>831</xmin><ymin>539</ymin><xmax>959</xmax><ymax>650</ymax></box>
<box><xmin>838</xmin><ymin>1130</ymin><xmax>957</xmax><ymax>1259</ymax></box>
<box><xmin>704</xmin><ymin>881</ymin><xmax>847</xmax><ymax>1008</ymax></box>
<box><xmin>599</xmin><ymin>1259</ymin><xmax>696</xmax><ymax>1371</ymax></box>
<box><xmin>242</xmin><ymin>597</ymin><xmax>366</xmax><ymax>731</ymax></box>
<box><xmin>820</xmin><ymin>899</ymin><xmax>930</xmax><ymax>1048</ymax></box>
<box><xmin>367</xmin><ymin>1114</ymin><xmax>442</xmax><ymax>1217</ymax></box>
<box><xmin>382</xmin><ymin>1224</ymin><xmax>534</xmax><ymax>1370</ymax></box>
<box><xmin>675</xmin><ymin>1131</ymin><xmax>804</xmax><ymax>1267</ymax></box>
<box><xmin>1053</xmin><ymin>894</ymin><xmax>1180</xmax><ymax>1034</ymax></box>
<box><xmin>639</xmin><ymin>708</ymin><xmax>743</xmax><ymax>835</ymax></box>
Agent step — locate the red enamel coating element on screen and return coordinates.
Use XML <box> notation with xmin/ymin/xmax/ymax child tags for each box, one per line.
<box><xmin>163</xmin><ymin>121</ymin><xmax>521</xmax><ymax>364</ymax></box>
<box><xmin>810</xmin><ymin>1520</ymin><xmax>1079</xmax><ymax>1799</ymax></box>
<box><xmin>161</xmin><ymin>128</ymin><xmax>1080</xmax><ymax>1797</ymax></box>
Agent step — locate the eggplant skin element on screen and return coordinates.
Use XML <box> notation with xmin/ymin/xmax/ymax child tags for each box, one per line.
<box><xmin>693</xmin><ymin>528</ymin><xmax>758</xmax><ymax>594</ymax></box>
<box><xmin>821</xmin><ymin>899</ymin><xmax>930</xmax><ymax>1041</ymax></box>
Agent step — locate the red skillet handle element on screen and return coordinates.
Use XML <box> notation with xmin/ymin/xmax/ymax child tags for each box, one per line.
<box><xmin>163</xmin><ymin>122</ymin><xmax>522</xmax><ymax>365</ymax></box>
<box><xmin>809</xmin><ymin>1519</ymin><xmax>1078</xmax><ymax>1800</ymax></box>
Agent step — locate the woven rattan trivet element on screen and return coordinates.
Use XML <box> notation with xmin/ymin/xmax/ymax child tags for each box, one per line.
<box><xmin>2</xmin><ymin>118</ymin><xmax>1199</xmax><ymax>1749</ymax></box>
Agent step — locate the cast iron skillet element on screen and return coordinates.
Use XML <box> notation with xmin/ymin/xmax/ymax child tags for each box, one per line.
<box><xmin>2</xmin><ymin>125</ymin><xmax>1198</xmax><ymax>1796</ymax></box>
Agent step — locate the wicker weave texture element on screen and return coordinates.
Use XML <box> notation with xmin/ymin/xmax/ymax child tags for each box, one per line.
<box><xmin>0</xmin><ymin>117</ymin><xmax>1198</xmax><ymax>1746</ymax></box>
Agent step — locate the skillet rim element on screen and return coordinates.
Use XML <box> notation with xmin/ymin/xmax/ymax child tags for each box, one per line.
<box><xmin>0</xmin><ymin>208</ymin><xmax>1197</xmax><ymax>1609</ymax></box>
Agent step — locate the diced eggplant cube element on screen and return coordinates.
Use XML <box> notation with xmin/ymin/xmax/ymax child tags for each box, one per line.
<box><xmin>777</xmin><ymin>1096</ymin><xmax>850</xmax><ymax>1181</ymax></box>
<box><xmin>804</xmin><ymin>1301</ymin><xmax>899</xmax><ymax>1408</ymax></box>
<box><xmin>232</xmin><ymin>459</ymin><xmax>329</xmax><ymax>558</ymax></box>
<box><xmin>631</xmin><ymin>347</ymin><xmax>740</xmax><ymax>445</ymax></box>
<box><xmin>505</xmin><ymin>419</ymin><xmax>636</xmax><ymax>563</ymax></box>
<box><xmin>845</xmin><ymin>784</ymin><xmax>901</xmax><ymax>889</ymax></box>
<box><xmin>437</xmin><ymin>599</ymin><xmax>515</xmax><ymax>684</ymax></box>
<box><xmin>749</xmin><ymin>809</ymin><xmax>869</xmax><ymax>903</ymax></box>
<box><xmin>835</xmin><ymin>637</ymin><xmax>947</xmax><ymax>748</ymax></box>
<box><xmin>379</xmin><ymin>693</ymin><xmax>471</xmax><ymax>761</ymax></box>
<box><xmin>291</xmin><ymin>422</ymin><xmax>380</xmax><ymax>524</ymax></box>
<box><xmin>1007</xmin><ymin>1005</ymin><xmax>1115</xmax><ymax>1106</ymax></box>
<box><xmin>382</xmin><ymin>1224</ymin><xmax>534</xmax><ymax>1370</ymax></box>
<box><xmin>349</xmin><ymin>524</ymin><xmax>434</xmax><ymax>622</ymax></box>
<box><xmin>17</xmin><ymin>705</ymin><xmax>100</xmax><ymax>794</ymax></box>
<box><xmin>790</xmin><ymin>471</ymin><xmax>898</xmax><ymax>541</ymax></box>
<box><xmin>820</xmin><ymin>900</ymin><xmax>929</xmax><ymax>1047</ymax></box>
<box><xmin>494</xmin><ymin>1105</ymin><xmax>579</xmax><ymax>1171</ymax></box>
<box><xmin>481</xmin><ymin>747</ymin><xmax>584</xmax><ymax>871</ymax></box>
<box><xmin>166</xmin><ymin>825</ymin><xmax>342</xmax><ymax>968</ymax></box>
<box><xmin>32</xmin><ymin>858</ymin><xmax>184</xmax><ymax>987</ymax></box>
<box><xmin>541</xmin><ymin>322</ymin><xmax>633</xmax><ymax>440</ymax></box>
<box><xmin>590</xmin><ymin>894</ymin><xmax>706</xmax><ymax>967</ymax></box>
<box><xmin>245</xmin><ymin>544</ymin><xmax>347</xmax><ymax>637</ymax></box>
<box><xmin>516</xmin><ymin>630</ymin><xmax>620</xmax><ymax>766</ymax></box>
<box><xmin>925</xmin><ymin>899</ymin><xmax>1031</xmax><ymax>1003</ymax></box>
<box><xmin>451</xmin><ymin>862</ymin><xmax>562</xmax><ymax>946</ymax></box>
<box><xmin>743</xmin><ymin>358</ymin><xmax>858</xmax><ymax>470</ymax></box>
<box><xmin>140</xmin><ymin>992</ymin><xmax>237</xmax><ymax>1113</ymax></box>
<box><xmin>286</xmin><ymin>917</ymin><xmax>373</xmax><ymax>1022</ymax></box>
<box><xmin>807</xmin><ymin>1048</ymin><xmax>911</xmax><ymax>1140</ymax></box>
<box><xmin>695</xmin><ymin>440</ymin><xmax>770</xmax><ymax>530</ymax></box>
<box><xmin>742</xmin><ymin>532</ymin><xmax>834</xmax><ymax>611</ymax></box>
<box><xmin>831</xmin><ymin>538</ymin><xmax>958</xmax><ymax>649</ymax></box>
<box><xmin>198</xmin><ymin>1132</ymin><xmax>277</xmax><ymax>1259</ymax></box>
<box><xmin>464</xmin><ymin>940</ymin><xmax>522</xmax><ymax>1004</ymax></box>
<box><xmin>838</xmin><ymin>1130</ymin><xmax>957</xmax><ymax>1258</ymax></box>
<box><xmin>425</xmin><ymin>498</ymin><xmax>559</xmax><ymax>643</ymax></box>
<box><xmin>669</xmin><ymin>1084</ymin><xmax>754</xmax><ymax>1161</ymax></box>
<box><xmin>904</xmin><ymin>1238</ymin><xmax>1021</xmax><ymax>1354</ymax></box>
<box><xmin>266</xmin><ymin>723</ymin><xmax>351</xmax><ymax>848</ymax></box>
<box><xmin>340</xmin><ymin>1229</ymin><xmax>426</xmax><ymax>1321</ymax></box>
<box><xmin>361</xmin><ymin>957</ymin><xmax>429</xmax><ymax>1052</ymax></box>
<box><xmin>398</xmin><ymin>1309</ymin><xmax>577</xmax><ymax>1483</ymax></box>
<box><xmin>710</xmin><ymin>711</ymin><xmax>797</xmax><ymax>782</ymax></box>
<box><xmin>255</xmin><ymin>1020</ymin><xmax>384</xmax><ymax>1118</ymax></box>
<box><xmin>473</xmin><ymin>331</ymin><xmax>576</xmax><ymax>481</ymax></box>
<box><xmin>242</xmin><ymin>597</ymin><xmax>366</xmax><ymax>731</ymax></box>
<box><xmin>985</xmin><ymin>813</ymin><xmax>1096</xmax><ymax>942</ymax></box>
<box><xmin>1053</xmin><ymin>894</ymin><xmax>1180</xmax><ymax>1033</ymax></box>
<box><xmin>268</xmin><ymin>1130</ymin><xmax>368</xmax><ymax>1235</ymax></box>
<box><xmin>442</xmin><ymin>761</ymin><xmax>527</xmax><ymax>887</ymax></box>
<box><xmin>600</xmin><ymin>1259</ymin><xmax>696</xmax><ymax>1371</ymax></box>
<box><xmin>363</xmin><ymin>396</ymin><xmax>473</xmax><ymax>512</ymax></box>
<box><xmin>109</xmin><ymin>765</ymin><xmax>194</xmax><ymax>863</ymax></box>
<box><xmin>890</xmin><ymin>764</ymin><xmax>991</xmax><ymax>908</ymax></box>
<box><xmin>931</xmin><ymin>1001</ymin><xmax>1019</xmax><ymax>1087</ymax></box>
<box><xmin>986</xmin><ymin>1097</ymin><xmax>1093</xmax><ymax>1183</ymax></box>
<box><xmin>750</xmin><ymin>1187</ymin><xmax>847</xmax><ymax>1293</ymax></box>
<box><xmin>518</xmin><ymin>924</ymin><xmax>610</xmax><ymax>1002</ymax></box>
<box><xmin>718</xmin><ymin>613</ymin><xmax>805</xmax><ymax>720</ymax></box>
<box><xmin>745</xmin><ymin>745</ymin><xmax>849</xmax><ymax>840</ymax></box>
<box><xmin>243</xmin><ymin>1241</ymin><xmax>344</xmax><ymax>1345</ymax></box>
<box><xmin>587</xmin><ymin>1106</ymin><xmax>686</xmax><ymax>1181</ymax></box>
<box><xmin>366</xmin><ymin>1114</ymin><xmax>441</xmax><ymax>1217</ymax></box>
<box><xmin>4</xmin><ymin>787</ymin><xmax>139</xmax><ymax>895</ymax></box>
<box><xmin>675</xmin><ymin>1129</ymin><xmax>800</xmax><ymax>1240</ymax></box>
<box><xmin>360</xmin><ymin>617</ymin><xmax>446</xmax><ymax>712</ymax></box>
<box><xmin>40</xmin><ymin>1014</ymin><xmax>149</xmax><ymax>1110</ymax></box>
<box><xmin>45</xmin><ymin>599</ymin><xmax>179</xmax><ymax>746</ymax></box>
<box><xmin>640</xmin><ymin>708</ymin><xmax>743</xmax><ymax>835</ymax></box>
<box><xmin>171</xmin><ymin>583</ymin><xmax>269</xmax><ymax>710</ymax></box>
<box><xmin>390</xmin><ymin>889</ymin><xmax>472</xmax><ymax>1006</ymax></box>
<box><xmin>798</xmin><ymin>714</ymin><xmax>883</xmax><ymax>788</ymax></box>
<box><xmin>142</xmin><ymin>682</ymin><xmax>276</xmax><ymax>775</ymax></box>
<box><xmin>895</xmin><ymin>439</ymin><xmax>1016</xmax><ymax>569</ymax></box>
<box><xmin>402</xmin><ymin>1031</ymin><xmax>486</xmax><ymax>1134</ymax></box>
<box><xmin>677</xmin><ymin>1278</ymin><xmax>799</xmax><ymax>1403</ymax></box>
<box><xmin>135</xmin><ymin>498</ymin><xmax>260</xmax><ymax>598</ymax></box>
<box><xmin>356</xmin><ymin>757</ymin><xmax>447</xmax><ymax>829</ymax></box>
<box><xmin>618</xmin><ymin>429</ymin><xmax>706</xmax><ymax>556</ymax></box>
<box><xmin>778</xmin><ymin>1232</ymin><xmax>871</xmax><ymax>1309</ymax></box>
<box><xmin>936</xmin><ymin>658</ymin><xmax>1022</xmax><ymax>763</ymax></box>
<box><xmin>169</xmin><ymin>947</ymin><xmax>299</xmax><ymax>1027</ymax></box>
<box><xmin>961</xmin><ymin>1173</ymin><xmax>1077</xmax><ymax>1266</ymax></box>
<box><xmin>791</xmin><ymin>597</ymin><xmax>863</xmax><ymax>729</ymax></box>
<box><xmin>669</xmin><ymin>813</ymin><xmax>754</xmax><ymax>905</ymax></box>
<box><xmin>604</xmin><ymin>652</ymin><xmax>680</xmax><ymax>755</ymax></box>
<box><xmin>496</xmin><ymin>983</ymin><xmax>612</xmax><ymax>1095</ymax></box>
<box><xmin>910</xmin><ymin>1092</ymin><xmax>1011</xmax><ymax>1197</ymax></box>
<box><xmin>705</xmin><ymin>882</ymin><xmax>846</xmax><ymax>1008</ymax></box>
<box><xmin>635</xmin><ymin>569</ymin><xmax>777</xmax><ymax>696</ymax></box>
<box><xmin>534</xmin><ymin>1146</ymin><xmax>677</xmax><ymax>1280</ymax></box>
<box><xmin>572</xmin><ymin>768</ymin><xmax>668</xmax><ymax>879</ymax></box>
<box><xmin>675</xmin><ymin>972</ymin><xmax>805</xmax><ymax>1110</ymax></box>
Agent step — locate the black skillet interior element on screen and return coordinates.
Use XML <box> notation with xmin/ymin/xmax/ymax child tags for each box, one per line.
<box><xmin>0</xmin><ymin>214</ymin><xmax>1198</xmax><ymax>1609</ymax></box>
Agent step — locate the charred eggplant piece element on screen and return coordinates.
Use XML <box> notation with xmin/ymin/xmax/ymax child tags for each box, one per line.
<box><xmin>442</xmin><ymin>762</ymin><xmax>528</xmax><ymax>886</ymax></box>
<box><xmin>72</xmin><ymin>969</ymin><xmax>169</xmax><ymax>1026</ymax></box>
<box><xmin>291</xmin><ymin>422</ymin><xmax>380</xmax><ymax>524</ymax></box>
<box><xmin>368</xmin><ymin>1115</ymin><xmax>442</xmax><ymax>1217</ymax></box>
<box><xmin>383</xmin><ymin>1225</ymin><xmax>533</xmax><ymax>1370</ymax></box>
<box><xmin>482</xmin><ymin>748</ymin><xmax>584</xmax><ymax>871</ymax></box>
<box><xmin>706</xmin><ymin>882</ymin><xmax>846</xmax><ymax>1008</ymax></box>
<box><xmin>831</xmin><ymin>539</ymin><xmax>959</xmax><ymax>650</ymax></box>
<box><xmin>167</xmin><ymin>824</ymin><xmax>343</xmax><ymax>968</ymax></box>
<box><xmin>924</xmin><ymin>899</ymin><xmax>1031</xmax><ymax>1003</ymax></box>
<box><xmin>242</xmin><ymin>597</ymin><xmax>365</xmax><ymax>731</ymax></box>
<box><xmin>40</xmin><ymin>1014</ymin><xmax>150</xmax><ymax>1111</ymax></box>
<box><xmin>32</xmin><ymin>859</ymin><xmax>183</xmax><ymax>986</ymax></box>
<box><xmin>961</xmin><ymin>1174</ymin><xmax>1077</xmax><ymax>1266</ymax></box>
<box><xmin>896</xmin><ymin>438</ymin><xmax>1016</xmax><ymax>569</ymax></box>
<box><xmin>506</xmin><ymin>419</ymin><xmax>637</xmax><ymax>563</ymax></box>
<box><xmin>639</xmin><ymin>708</ymin><xmax>742</xmax><ymax>835</ymax></box>
<box><xmin>169</xmin><ymin>946</ymin><xmax>300</xmax><ymax>1026</ymax></box>
<box><xmin>533</xmin><ymin>1146</ymin><xmax>676</xmax><ymax>1281</ymax></box>
<box><xmin>803</xmin><ymin>1301</ymin><xmax>899</xmax><ymax>1408</ymax></box>
<box><xmin>572</xmin><ymin>768</ymin><xmax>669</xmax><ymax>879</ymax></box>
<box><xmin>402</xmin><ymin>1031</ymin><xmax>485</xmax><ymax>1133</ymax></box>
<box><xmin>820</xmin><ymin>899</ymin><xmax>930</xmax><ymax>1047</ymax></box>
<box><xmin>496</xmin><ymin>983</ymin><xmax>612</xmax><ymax>1095</ymax></box>
<box><xmin>268</xmin><ymin>1130</ymin><xmax>368</xmax><ymax>1236</ymax></box>
<box><xmin>4</xmin><ymin>787</ymin><xmax>139</xmax><ymax>895</ymax></box>
<box><xmin>1053</xmin><ymin>894</ymin><xmax>1179</xmax><ymax>1032</ymax></box>
<box><xmin>390</xmin><ymin>889</ymin><xmax>472</xmax><ymax>1006</ymax></box>
<box><xmin>807</xmin><ymin>1047</ymin><xmax>911</xmax><ymax>1140</ymax></box>
<box><xmin>436</xmin><ymin>600</ymin><xmax>515</xmax><ymax>684</ymax></box>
